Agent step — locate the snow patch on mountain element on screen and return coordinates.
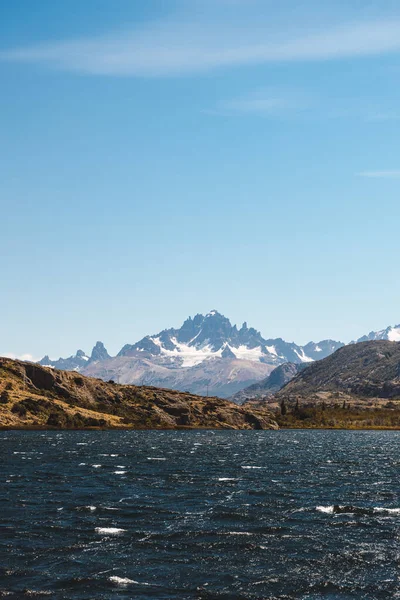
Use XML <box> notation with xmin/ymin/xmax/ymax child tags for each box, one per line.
<box><xmin>151</xmin><ymin>336</ymin><xmax>220</xmax><ymax>367</ymax></box>
<box><xmin>294</xmin><ymin>349</ymin><xmax>314</xmax><ymax>363</ymax></box>
<box><xmin>230</xmin><ymin>345</ymin><xmax>265</xmax><ymax>362</ymax></box>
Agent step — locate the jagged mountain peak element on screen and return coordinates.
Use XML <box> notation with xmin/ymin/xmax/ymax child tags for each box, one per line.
<box><xmin>38</xmin><ymin>342</ymin><xmax>107</xmax><ymax>371</ymax></box>
<box><xmin>90</xmin><ymin>341</ymin><xmax>110</xmax><ymax>362</ymax></box>
<box><xmin>116</xmin><ymin>311</ymin><xmax>343</xmax><ymax>372</ymax></box>
<box><xmin>206</xmin><ymin>309</ymin><xmax>222</xmax><ymax>317</ymax></box>
<box><xmin>118</xmin><ymin>311</ymin><xmax>270</xmax><ymax>363</ymax></box>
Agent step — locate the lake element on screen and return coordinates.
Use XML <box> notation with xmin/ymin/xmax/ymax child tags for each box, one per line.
<box><xmin>1</xmin><ymin>430</ymin><xmax>399</xmax><ymax>599</ymax></box>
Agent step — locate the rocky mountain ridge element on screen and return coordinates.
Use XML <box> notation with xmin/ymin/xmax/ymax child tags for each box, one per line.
<box><xmin>40</xmin><ymin>341</ymin><xmax>110</xmax><ymax>371</ymax></box>
<box><xmin>354</xmin><ymin>324</ymin><xmax>400</xmax><ymax>343</ymax></box>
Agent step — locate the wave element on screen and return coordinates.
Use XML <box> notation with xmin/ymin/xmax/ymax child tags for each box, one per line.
<box><xmin>95</xmin><ymin>527</ymin><xmax>126</xmax><ymax>534</ymax></box>
<box><xmin>316</xmin><ymin>505</ymin><xmax>400</xmax><ymax>516</ymax></box>
<box><xmin>109</xmin><ymin>576</ymin><xmax>136</xmax><ymax>585</ymax></box>
<box><xmin>109</xmin><ymin>576</ymin><xmax>150</xmax><ymax>586</ymax></box>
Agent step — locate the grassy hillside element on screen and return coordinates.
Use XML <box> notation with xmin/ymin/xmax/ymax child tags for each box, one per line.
<box><xmin>0</xmin><ymin>357</ymin><xmax>278</xmax><ymax>430</ymax></box>
<box><xmin>276</xmin><ymin>340</ymin><xmax>400</xmax><ymax>402</ymax></box>
<box><xmin>265</xmin><ymin>341</ymin><xmax>400</xmax><ymax>429</ymax></box>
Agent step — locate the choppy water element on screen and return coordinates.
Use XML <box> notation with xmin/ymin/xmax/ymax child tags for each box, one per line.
<box><xmin>0</xmin><ymin>430</ymin><xmax>399</xmax><ymax>599</ymax></box>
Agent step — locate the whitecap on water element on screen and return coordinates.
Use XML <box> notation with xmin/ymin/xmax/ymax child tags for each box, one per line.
<box><xmin>114</xmin><ymin>471</ymin><xmax>126</xmax><ymax>475</ymax></box>
<box><xmin>316</xmin><ymin>505</ymin><xmax>400</xmax><ymax>516</ymax></box>
<box><xmin>374</xmin><ymin>507</ymin><xmax>400</xmax><ymax>515</ymax></box>
<box><xmin>109</xmin><ymin>576</ymin><xmax>136</xmax><ymax>585</ymax></box>
<box><xmin>147</xmin><ymin>457</ymin><xmax>166</xmax><ymax>461</ymax></box>
<box><xmin>316</xmin><ymin>505</ymin><xmax>335</xmax><ymax>514</ymax></box>
<box><xmin>217</xmin><ymin>478</ymin><xmax>237</xmax><ymax>482</ymax></box>
<box><xmin>95</xmin><ymin>527</ymin><xmax>126</xmax><ymax>534</ymax></box>
<box><xmin>109</xmin><ymin>576</ymin><xmax>150</xmax><ymax>586</ymax></box>
<box><xmin>22</xmin><ymin>591</ymin><xmax>52</xmax><ymax>596</ymax></box>
<box><xmin>241</xmin><ymin>466</ymin><xmax>262</xmax><ymax>469</ymax></box>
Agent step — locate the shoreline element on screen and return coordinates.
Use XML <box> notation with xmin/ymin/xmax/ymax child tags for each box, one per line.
<box><xmin>1</xmin><ymin>425</ymin><xmax>400</xmax><ymax>431</ymax></box>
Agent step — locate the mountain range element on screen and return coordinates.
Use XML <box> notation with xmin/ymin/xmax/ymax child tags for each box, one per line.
<box><xmin>37</xmin><ymin>311</ymin><xmax>400</xmax><ymax>398</ymax></box>
<box><xmin>38</xmin><ymin>311</ymin><xmax>343</xmax><ymax>397</ymax></box>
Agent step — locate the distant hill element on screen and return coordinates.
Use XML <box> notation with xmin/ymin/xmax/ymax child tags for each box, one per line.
<box><xmin>276</xmin><ymin>340</ymin><xmax>400</xmax><ymax>405</ymax></box>
<box><xmin>231</xmin><ymin>363</ymin><xmax>307</xmax><ymax>404</ymax></box>
<box><xmin>0</xmin><ymin>357</ymin><xmax>278</xmax><ymax>430</ymax></box>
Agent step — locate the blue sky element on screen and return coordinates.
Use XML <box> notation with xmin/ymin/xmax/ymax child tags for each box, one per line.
<box><xmin>1</xmin><ymin>0</ymin><xmax>400</xmax><ymax>360</ymax></box>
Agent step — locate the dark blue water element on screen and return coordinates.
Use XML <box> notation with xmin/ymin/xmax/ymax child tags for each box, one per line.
<box><xmin>0</xmin><ymin>431</ymin><xmax>399</xmax><ymax>599</ymax></box>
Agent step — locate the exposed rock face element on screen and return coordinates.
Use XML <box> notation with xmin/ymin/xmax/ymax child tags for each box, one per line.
<box><xmin>0</xmin><ymin>358</ymin><xmax>278</xmax><ymax>430</ymax></box>
<box><xmin>231</xmin><ymin>363</ymin><xmax>306</xmax><ymax>404</ymax></box>
<box><xmin>90</xmin><ymin>341</ymin><xmax>110</xmax><ymax>362</ymax></box>
<box><xmin>275</xmin><ymin>340</ymin><xmax>400</xmax><ymax>405</ymax></box>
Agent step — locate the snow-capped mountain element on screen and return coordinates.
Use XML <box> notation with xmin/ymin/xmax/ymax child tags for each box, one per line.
<box><xmin>31</xmin><ymin>314</ymin><xmax>400</xmax><ymax>398</ymax></box>
<box><xmin>37</xmin><ymin>311</ymin><xmax>343</xmax><ymax>397</ymax></box>
<box><xmin>117</xmin><ymin>310</ymin><xmax>342</xmax><ymax>368</ymax></box>
<box><xmin>355</xmin><ymin>324</ymin><xmax>400</xmax><ymax>343</ymax></box>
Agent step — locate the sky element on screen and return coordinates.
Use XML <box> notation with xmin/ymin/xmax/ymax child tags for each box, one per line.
<box><xmin>1</xmin><ymin>0</ymin><xmax>400</xmax><ymax>360</ymax></box>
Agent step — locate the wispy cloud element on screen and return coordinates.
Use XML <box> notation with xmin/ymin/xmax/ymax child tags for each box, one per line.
<box><xmin>2</xmin><ymin>352</ymin><xmax>37</xmax><ymax>362</ymax></box>
<box><xmin>205</xmin><ymin>87</ymin><xmax>310</xmax><ymax>117</ymax></box>
<box><xmin>2</xmin><ymin>8</ymin><xmax>400</xmax><ymax>77</ymax></box>
<box><xmin>366</xmin><ymin>112</ymin><xmax>400</xmax><ymax>122</ymax></box>
<box><xmin>357</xmin><ymin>170</ymin><xmax>400</xmax><ymax>178</ymax></box>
